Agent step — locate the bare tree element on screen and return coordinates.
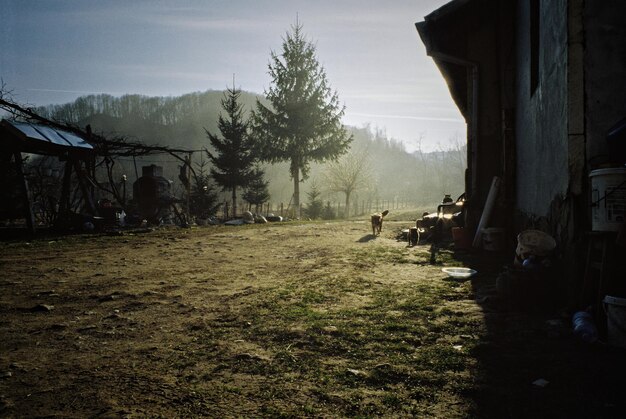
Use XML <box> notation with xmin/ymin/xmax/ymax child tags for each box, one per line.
<box><xmin>324</xmin><ymin>149</ymin><xmax>372</xmax><ymax>218</ymax></box>
<box><xmin>432</xmin><ymin>133</ymin><xmax>467</xmax><ymax>200</ymax></box>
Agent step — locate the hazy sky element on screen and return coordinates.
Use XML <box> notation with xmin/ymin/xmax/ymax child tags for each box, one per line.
<box><xmin>1</xmin><ymin>0</ymin><xmax>465</xmax><ymax>152</ymax></box>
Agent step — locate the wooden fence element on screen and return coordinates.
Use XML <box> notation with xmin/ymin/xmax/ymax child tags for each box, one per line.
<box><xmin>218</xmin><ymin>199</ymin><xmax>413</xmax><ymax>219</ymax></box>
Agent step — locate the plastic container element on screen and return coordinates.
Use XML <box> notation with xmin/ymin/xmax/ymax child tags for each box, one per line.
<box><xmin>451</xmin><ymin>227</ymin><xmax>472</xmax><ymax>250</ymax></box>
<box><xmin>441</xmin><ymin>267</ymin><xmax>477</xmax><ymax>279</ymax></box>
<box><xmin>603</xmin><ymin>295</ymin><xmax>626</xmax><ymax>348</ymax></box>
<box><xmin>589</xmin><ymin>168</ymin><xmax>626</xmax><ymax>232</ymax></box>
<box><xmin>522</xmin><ymin>256</ymin><xmax>541</xmax><ymax>271</ymax></box>
<box><xmin>514</xmin><ymin>230</ymin><xmax>556</xmax><ymax>266</ymax></box>
<box><xmin>572</xmin><ymin>311</ymin><xmax>599</xmax><ymax>343</ymax></box>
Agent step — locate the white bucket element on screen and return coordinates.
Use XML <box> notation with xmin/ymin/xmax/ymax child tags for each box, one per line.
<box><xmin>603</xmin><ymin>295</ymin><xmax>626</xmax><ymax>348</ymax></box>
<box><xmin>482</xmin><ymin>227</ymin><xmax>505</xmax><ymax>251</ymax></box>
<box><xmin>589</xmin><ymin>168</ymin><xmax>626</xmax><ymax>232</ymax></box>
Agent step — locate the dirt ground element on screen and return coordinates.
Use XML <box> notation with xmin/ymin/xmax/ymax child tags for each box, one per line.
<box><xmin>1</xmin><ymin>218</ymin><xmax>626</xmax><ymax>418</ymax></box>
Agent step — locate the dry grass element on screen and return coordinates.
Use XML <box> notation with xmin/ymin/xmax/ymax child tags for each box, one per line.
<box><xmin>3</xmin><ymin>219</ymin><xmax>625</xmax><ymax>417</ymax></box>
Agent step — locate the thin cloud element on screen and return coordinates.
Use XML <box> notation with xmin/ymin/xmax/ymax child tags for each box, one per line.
<box><xmin>346</xmin><ymin>112</ymin><xmax>464</xmax><ymax>123</ymax></box>
<box><xmin>145</xmin><ymin>16</ymin><xmax>271</xmax><ymax>32</ymax></box>
<box><xmin>106</xmin><ymin>64</ymin><xmax>224</xmax><ymax>84</ymax></box>
<box><xmin>27</xmin><ymin>88</ymin><xmax>126</xmax><ymax>96</ymax></box>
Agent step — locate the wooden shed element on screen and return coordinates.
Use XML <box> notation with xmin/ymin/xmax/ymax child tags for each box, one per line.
<box><xmin>0</xmin><ymin>119</ymin><xmax>97</xmax><ymax>233</ymax></box>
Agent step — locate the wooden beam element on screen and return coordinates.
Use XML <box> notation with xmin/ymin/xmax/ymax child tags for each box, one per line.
<box><xmin>13</xmin><ymin>151</ymin><xmax>36</xmax><ymax>235</ymax></box>
<box><xmin>73</xmin><ymin>159</ymin><xmax>98</xmax><ymax>216</ymax></box>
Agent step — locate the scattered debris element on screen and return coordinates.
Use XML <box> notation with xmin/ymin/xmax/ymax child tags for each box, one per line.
<box><xmin>30</xmin><ymin>304</ymin><xmax>54</xmax><ymax>313</ymax></box>
<box><xmin>346</xmin><ymin>368</ymin><xmax>367</xmax><ymax>377</ymax></box>
<box><xmin>514</xmin><ymin>230</ymin><xmax>556</xmax><ymax>268</ymax></box>
<box><xmin>9</xmin><ymin>363</ymin><xmax>24</xmax><ymax>371</ymax></box>
<box><xmin>234</xmin><ymin>353</ymin><xmax>271</xmax><ymax>362</ymax></box>
<box><xmin>322</xmin><ymin>325</ymin><xmax>339</xmax><ymax>334</ymax></box>
<box><xmin>78</xmin><ymin>325</ymin><xmax>98</xmax><ymax>333</ymax></box>
<box><xmin>242</xmin><ymin>211</ymin><xmax>255</xmax><ymax>224</ymax></box>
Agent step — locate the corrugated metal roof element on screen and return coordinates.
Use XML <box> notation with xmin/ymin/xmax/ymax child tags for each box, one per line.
<box><xmin>6</xmin><ymin>120</ymin><xmax>93</xmax><ymax>150</ymax></box>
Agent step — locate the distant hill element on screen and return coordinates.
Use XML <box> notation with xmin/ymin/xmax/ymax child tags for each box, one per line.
<box><xmin>36</xmin><ymin>90</ymin><xmax>263</xmax><ymax>151</ymax></box>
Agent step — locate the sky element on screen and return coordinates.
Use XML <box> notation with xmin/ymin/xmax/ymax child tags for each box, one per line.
<box><xmin>0</xmin><ymin>0</ymin><xmax>465</xmax><ymax>152</ymax></box>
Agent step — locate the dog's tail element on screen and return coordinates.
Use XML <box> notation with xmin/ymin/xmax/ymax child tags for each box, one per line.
<box><xmin>381</xmin><ymin>210</ymin><xmax>389</xmax><ymax>218</ymax></box>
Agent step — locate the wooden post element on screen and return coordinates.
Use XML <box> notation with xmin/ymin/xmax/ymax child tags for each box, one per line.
<box><xmin>73</xmin><ymin>159</ymin><xmax>97</xmax><ymax>216</ymax></box>
<box><xmin>13</xmin><ymin>151</ymin><xmax>36</xmax><ymax>234</ymax></box>
<box><xmin>186</xmin><ymin>153</ymin><xmax>192</xmax><ymax>221</ymax></box>
<box><xmin>472</xmin><ymin>176</ymin><xmax>502</xmax><ymax>248</ymax></box>
<box><xmin>58</xmin><ymin>159</ymin><xmax>73</xmax><ymax>219</ymax></box>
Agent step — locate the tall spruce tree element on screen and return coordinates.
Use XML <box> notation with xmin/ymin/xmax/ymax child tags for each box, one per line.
<box><xmin>251</xmin><ymin>23</ymin><xmax>352</xmax><ymax>218</ymax></box>
<box><xmin>206</xmin><ymin>86</ymin><xmax>255</xmax><ymax>217</ymax></box>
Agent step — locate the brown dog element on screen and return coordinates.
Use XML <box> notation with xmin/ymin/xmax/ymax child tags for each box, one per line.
<box><xmin>371</xmin><ymin>210</ymin><xmax>389</xmax><ymax>236</ymax></box>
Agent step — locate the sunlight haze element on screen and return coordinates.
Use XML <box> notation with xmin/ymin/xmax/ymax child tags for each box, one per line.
<box><xmin>1</xmin><ymin>0</ymin><xmax>464</xmax><ymax>152</ymax></box>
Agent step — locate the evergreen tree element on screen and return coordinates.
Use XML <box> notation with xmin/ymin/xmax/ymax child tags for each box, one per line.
<box><xmin>304</xmin><ymin>181</ymin><xmax>323</xmax><ymax>219</ymax></box>
<box><xmin>189</xmin><ymin>157</ymin><xmax>221</xmax><ymax>219</ymax></box>
<box><xmin>243</xmin><ymin>167</ymin><xmax>270</xmax><ymax>213</ymax></box>
<box><xmin>206</xmin><ymin>86</ymin><xmax>255</xmax><ymax>217</ymax></box>
<box><xmin>251</xmin><ymin>23</ymin><xmax>352</xmax><ymax>218</ymax></box>
<box><xmin>321</xmin><ymin>201</ymin><xmax>336</xmax><ymax>220</ymax></box>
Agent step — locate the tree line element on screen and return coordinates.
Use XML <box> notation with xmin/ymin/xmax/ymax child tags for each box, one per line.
<box><xmin>34</xmin><ymin>23</ymin><xmax>466</xmax><ymax>221</ymax></box>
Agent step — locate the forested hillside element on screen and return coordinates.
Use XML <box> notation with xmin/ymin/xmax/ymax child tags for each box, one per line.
<box><xmin>35</xmin><ymin>91</ymin><xmax>466</xmax><ymax>210</ymax></box>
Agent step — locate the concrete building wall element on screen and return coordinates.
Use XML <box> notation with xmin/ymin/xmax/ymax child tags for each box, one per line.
<box><xmin>515</xmin><ymin>0</ymin><xmax>569</xmax><ymax>217</ymax></box>
<box><xmin>584</xmin><ymin>1</ymin><xmax>626</xmax><ymax>163</ymax></box>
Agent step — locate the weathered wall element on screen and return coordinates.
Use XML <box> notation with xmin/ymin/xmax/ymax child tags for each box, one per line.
<box><xmin>417</xmin><ymin>0</ymin><xmax>516</xmax><ymax>232</ymax></box>
<box><xmin>515</xmin><ymin>0</ymin><xmax>569</xmax><ymax>218</ymax></box>
<box><xmin>466</xmin><ymin>2</ymin><xmax>506</xmax><ymax>219</ymax></box>
<box><xmin>584</xmin><ymin>1</ymin><xmax>626</xmax><ymax>164</ymax></box>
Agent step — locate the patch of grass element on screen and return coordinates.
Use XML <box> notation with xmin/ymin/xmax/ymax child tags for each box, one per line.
<box><xmin>163</xmin><ymin>229</ymin><xmax>480</xmax><ymax>417</ymax></box>
<box><xmin>301</xmin><ymin>289</ymin><xmax>328</xmax><ymax>304</ymax></box>
<box><xmin>415</xmin><ymin>345</ymin><xmax>468</xmax><ymax>373</ymax></box>
<box><xmin>350</xmin><ymin>246</ymin><xmax>414</xmax><ymax>265</ymax></box>
<box><xmin>382</xmin><ymin>392</ymin><xmax>403</xmax><ymax>408</ymax></box>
